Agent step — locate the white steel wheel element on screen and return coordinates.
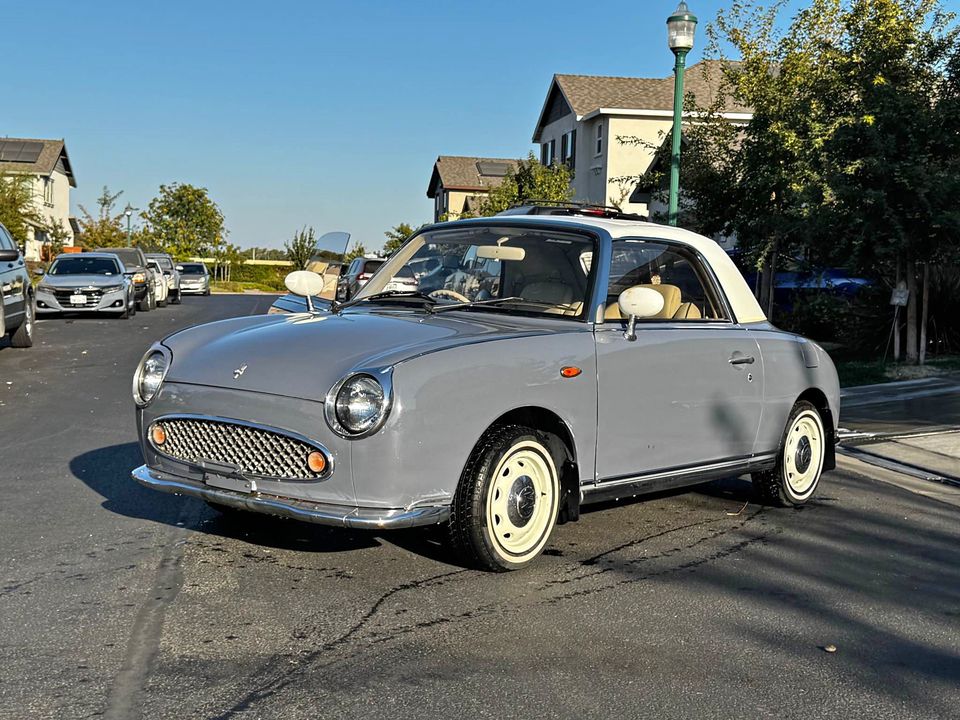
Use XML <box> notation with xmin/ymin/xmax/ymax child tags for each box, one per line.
<box><xmin>753</xmin><ymin>400</ymin><xmax>826</xmax><ymax>506</ymax></box>
<box><xmin>449</xmin><ymin>425</ymin><xmax>561</xmax><ymax>571</ymax></box>
<box><xmin>783</xmin><ymin>410</ymin><xmax>824</xmax><ymax>499</ymax></box>
<box><xmin>486</xmin><ymin>441</ymin><xmax>558</xmax><ymax>563</ymax></box>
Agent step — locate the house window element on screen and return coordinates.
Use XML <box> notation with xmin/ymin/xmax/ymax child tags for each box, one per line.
<box><xmin>595</xmin><ymin>123</ymin><xmax>603</xmax><ymax>156</ymax></box>
<box><xmin>560</xmin><ymin>130</ymin><xmax>577</xmax><ymax>168</ymax></box>
<box><xmin>435</xmin><ymin>191</ymin><xmax>447</xmax><ymax>220</ymax></box>
<box><xmin>541</xmin><ymin>139</ymin><xmax>556</xmax><ymax>166</ymax></box>
<box><xmin>43</xmin><ymin>176</ymin><xmax>54</xmax><ymax>205</ymax></box>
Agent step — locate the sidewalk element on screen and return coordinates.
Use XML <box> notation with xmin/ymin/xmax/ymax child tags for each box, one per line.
<box><xmin>838</xmin><ymin>374</ymin><xmax>960</xmax><ymax>486</ymax></box>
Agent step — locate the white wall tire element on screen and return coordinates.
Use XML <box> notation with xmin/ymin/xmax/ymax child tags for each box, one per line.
<box><xmin>753</xmin><ymin>401</ymin><xmax>826</xmax><ymax>506</ymax></box>
<box><xmin>450</xmin><ymin>425</ymin><xmax>560</xmax><ymax>571</ymax></box>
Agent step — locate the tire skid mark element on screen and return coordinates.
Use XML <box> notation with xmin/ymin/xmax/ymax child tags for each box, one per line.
<box><xmin>211</xmin><ymin>508</ymin><xmax>769</xmax><ymax>716</ymax></box>
<box><xmin>210</xmin><ymin>568</ymin><xmax>472</xmax><ymax>720</ymax></box>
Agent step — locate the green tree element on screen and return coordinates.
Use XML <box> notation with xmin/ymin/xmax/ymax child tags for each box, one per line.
<box><xmin>383</xmin><ymin>222</ymin><xmax>416</xmax><ymax>255</ymax></box>
<box><xmin>0</xmin><ymin>172</ymin><xmax>42</xmax><ymax>246</ymax></box>
<box><xmin>818</xmin><ymin>0</ymin><xmax>960</xmax><ymax>363</ymax></box>
<box><xmin>344</xmin><ymin>241</ymin><xmax>367</xmax><ymax>262</ymax></box>
<box><xmin>285</xmin><ymin>226</ymin><xmax>318</xmax><ymax>270</ymax></box>
<box><xmin>479</xmin><ymin>153</ymin><xmax>574</xmax><ymax>215</ymax></box>
<box><xmin>46</xmin><ymin>218</ymin><xmax>71</xmax><ymax>258</ymax></box>
<box><xmin>141</xmin><ymin>183</ymin><xmax>225</xmax><ymax>258</ymax></box>
<box><xmin>77</xmin><ymin>186</ymin><xmax>128</xmax><ymax>248</ymax></box>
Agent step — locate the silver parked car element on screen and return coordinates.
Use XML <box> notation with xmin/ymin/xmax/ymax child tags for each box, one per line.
<box><xmin>177</xmin><ymin>262</ymin><xmax>210</xmax><ymax>295</ymax></box>
<box><xmin>36</xmin><ymin>252</ymin><xmax>135</xmax><ymax>318</ymax></box>
<box><xmin>132</xmin><ymin>212</ymin><xmax>839</xmax><ymax>571</ymax></box>
<box><xmin>145</xmin><ymin>253</ymin><xmax>182</xmax><ymax>304</ymax></box>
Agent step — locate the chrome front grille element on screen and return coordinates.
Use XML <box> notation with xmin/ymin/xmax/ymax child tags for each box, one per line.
<box><xmin>54</xmin><ymin>289</ymin><xmax>104</xmax><ymax>308</ymax></box>
<box><xmin>151</xmin><ymin>417</ymin><xmax>329</xmax><ymax>480</ymax></box>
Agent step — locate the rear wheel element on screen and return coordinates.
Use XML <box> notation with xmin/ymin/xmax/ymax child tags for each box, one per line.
<box><xmin>10</xmin><ymin>297</ymin><xmax>34</xmax><ymax>348</ymax></box>
<box><xmin>449</xmin><ymin>425</ymin><xmax>560</xmax><ymax>571</ymax></box>
<box><xmin>753</xmin><ymin>400</ymin><xmax>826</xmax><ymax>506</ymax></box>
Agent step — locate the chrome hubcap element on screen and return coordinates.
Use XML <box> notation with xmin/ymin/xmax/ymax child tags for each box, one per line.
<box><xmin>795</xmin><ymin>436</ymin><xmax>812</xmax><ymax>474</ymax></box>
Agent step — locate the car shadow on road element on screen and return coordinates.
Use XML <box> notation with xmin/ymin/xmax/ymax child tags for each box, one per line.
<box><xmin>70</xmin><ymin>442</ymin><xmax>383</xmax><ymax>555</ymax></box>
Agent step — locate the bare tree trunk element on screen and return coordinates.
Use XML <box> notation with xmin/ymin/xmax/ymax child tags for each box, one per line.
<box><xmin>893</xmin><ymin>257</ymin><xmax>901</xmax><ymax>361</ymax></box>
<box><xmin>766</xmin><ymin>247</ymin><xmax>779</xmax><ymax>320</ymax></box>
<box><xmin>905</xmin><ymin>259</ymin><xmax>918</xmax><ymax>364</ymax></box>
<box><xmin>919</xmin><ymin>262</ymin><xmax>929</xmax><ymax>365</ymax></box>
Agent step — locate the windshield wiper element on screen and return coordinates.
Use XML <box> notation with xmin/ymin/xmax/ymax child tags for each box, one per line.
<box><xmin>337</xmin><ymin>290</ymin><xmax>438</xmax><ymax>312</ymax></box>
<box><xmin>431</xmin><ymin>296</ymin><xmax>527</xmax><ymax>313</ymax></box>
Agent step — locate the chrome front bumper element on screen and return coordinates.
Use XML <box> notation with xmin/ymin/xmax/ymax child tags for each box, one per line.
<box><xmin>132</xmin><ymin>465</ymin><xmax>450</xmax><ymax>530</ymax></box>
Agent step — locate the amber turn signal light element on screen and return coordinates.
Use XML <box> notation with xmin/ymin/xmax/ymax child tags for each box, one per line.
<box><xmin>307</xmin><ymin>451</ymin><xmax>327</xmax><ymax>474</ymax></box>
<box><xmin>560</xmin><ymin>366</ymin><xmax>582</xmax><ymax>378</ymax></box>
<box><xmin>151</xmin><ymin>424</ymin><xmax>167</xmax><ymax>446</ymax></box>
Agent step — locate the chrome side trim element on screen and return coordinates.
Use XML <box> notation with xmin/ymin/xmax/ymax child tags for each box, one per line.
<box><xmin>132</xmin><ymin>465</ymin><xmax>450</xmax><ymax>530</ymax></box>
<box><xmin>586</xmin><ymin>453</ymin><xmax>777</xmax><ymax>492</ymax></box>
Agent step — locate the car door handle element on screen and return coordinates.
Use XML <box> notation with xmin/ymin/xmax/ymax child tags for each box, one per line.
<box><xmin>728</xmin><ymin>355</ymin><xmax>755</xmax><ymax>365</ymax></box>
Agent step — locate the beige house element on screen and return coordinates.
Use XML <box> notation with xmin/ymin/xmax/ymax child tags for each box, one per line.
<box><xmin>426</xmin><ymin>156</ymin><xmax>519</xmax><ymax>222</ymax></box>
<box><xmin>531</xmin><ymin>61</ymin><xmax>750</xmax><ymax>218</ymax></box>
<box><xmin>0</xmin><ymin>138</ymin><xmax>77</xmax><ymax>260</ymax></box>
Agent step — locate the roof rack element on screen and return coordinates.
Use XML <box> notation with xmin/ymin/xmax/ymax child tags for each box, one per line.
<box><xmin>496</xmin><ymin>201</ymin><xmax>648</xmax><ymax>222</ymax></box>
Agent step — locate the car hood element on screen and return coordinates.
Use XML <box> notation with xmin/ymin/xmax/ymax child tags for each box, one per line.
<box><xmin>162</xmin><ymin>309</ymin><xmax>571</xmax><ymax>400</ymax></box>
<box><xmin>40</xmin><ymin>274</ymin><xmax>125</xmax><ymax>288</ymax></box>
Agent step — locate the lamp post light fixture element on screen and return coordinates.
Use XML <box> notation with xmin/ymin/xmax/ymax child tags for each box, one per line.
<box><xmin>667</xmin><ymin>1</ymin><xmax>697</xmax><ymax>227</ymax></box>
<box><xmin>123</xmin><ymin>204</ymin><xmax>135</xmax><ymax>245</ymax></box>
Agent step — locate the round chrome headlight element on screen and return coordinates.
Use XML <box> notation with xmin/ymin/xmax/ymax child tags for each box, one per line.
<box><xmin>327</xmin><ymin>373</ymin><xmax>389</xmax><ymax>436</ymax></box>
<box><xmin>133</xmin><ymin>347</ymin><xmax>171</xmax><ymax>406</ymax></box>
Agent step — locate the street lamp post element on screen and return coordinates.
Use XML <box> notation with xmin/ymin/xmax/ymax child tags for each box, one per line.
<box><xmin>667</xmin><ymin>2</ymin><xmax>698</xmax><ymax>227</ymax></box>
<box><xmin>124</xmin><ymin>204</ymin><xmax>134</xmax><ymax>245</ymax></box>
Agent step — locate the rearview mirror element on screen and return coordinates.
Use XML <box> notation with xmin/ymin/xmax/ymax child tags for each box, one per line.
<box><xmin>617</xmin><ymin>286</ymin><xmax>665</xmax><ymax>341</ymax></box>
<box><xmin>476</xmin><ymin>245</ymin><xmax>525</xmax><ymax>261</ymax></box>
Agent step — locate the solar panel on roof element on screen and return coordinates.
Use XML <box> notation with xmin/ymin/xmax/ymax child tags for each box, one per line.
<box><xmin>0</xmin><ymin>140</ymin><xmax>43</xmax><ymax>163</ymax></box>
<box><xmin>476</xmin><ymin>161</ymin><xmax>510</xmax><ymax>177</ymax></box>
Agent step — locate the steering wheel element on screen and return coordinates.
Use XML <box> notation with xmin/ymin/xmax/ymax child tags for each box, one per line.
<box><xmin>428</xmin><ymin>289</ymin><xmax>470</xmax><ymax>303</ymax></box>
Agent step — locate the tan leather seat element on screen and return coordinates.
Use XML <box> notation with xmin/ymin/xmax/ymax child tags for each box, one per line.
<box><xmin>673</xmin><ymin>302</ymin><xmax>701</xmax><ymax>319</ymax></box>
<box><xmin>605</xmin><ymin>284</ymin><xmax>682</xmax><ymax>320</ymax></box>
<box><xmin>521</xmin><ymin>281</ymin><xmax>582</xmax><ymax>316</ymax></box>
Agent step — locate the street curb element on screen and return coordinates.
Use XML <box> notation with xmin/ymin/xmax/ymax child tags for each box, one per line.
<box><xmin>836</xmin><ymin>454</ymin><xmax>960</xmax><ymax>509</ymax></box>
<box><xmin>838</xmin><ymin>446</ymin><xmax>960</xmax><ymax>488</ymax></box>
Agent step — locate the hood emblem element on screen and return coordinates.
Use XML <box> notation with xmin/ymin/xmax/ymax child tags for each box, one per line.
<box><xmin>233</xmin><ymin>364</ymin><xmax>248</xmax><ymax>380</ymax></box>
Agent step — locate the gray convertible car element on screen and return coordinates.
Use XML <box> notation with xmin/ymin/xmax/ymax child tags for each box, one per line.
<box><xmin>132</xmin><ymin>210</ymin><xmax>839</xmax><ymax>571</ymax></box>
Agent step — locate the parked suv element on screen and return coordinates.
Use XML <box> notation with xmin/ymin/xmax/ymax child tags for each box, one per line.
<box><xmin>96</xmin><ymin>246</ymin><xmax>156</xmax><ymax>312</ymax></box>
<box><xmin>336</xmin><ymin>258</ymin><xmax>385</xmax><ymax>301</ymax></box>
<box><xmin>0</xmin><ymin>221</ymin><xmax>34</xmax><ymax>348</ymax></box>
<box><xmin>177</xmin><ymin>262</ymin><xmax>210</xmax><ymax>295</ymax></box>
<box><xmin>145</xmin><ymin>253</ymin><xmax>182</xmax><ymax>304</ymax></box>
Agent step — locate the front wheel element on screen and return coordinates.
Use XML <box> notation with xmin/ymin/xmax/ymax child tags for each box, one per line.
<box><xmin>752</xmin><ymin>400</ymin><xmax>826</xmax><ymax>506</ymax></box>
<box><xmin>449</xmin><ymin>425</ymin><xmax>560</xmax><ymax>571</ymax></box>
<box><xmin>10</xmin><ymin>297</ymin><xmax>35</xmax><ymax>348</ymax></box>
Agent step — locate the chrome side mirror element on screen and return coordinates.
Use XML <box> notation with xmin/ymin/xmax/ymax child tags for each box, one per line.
<box><xmin>617</xmin><ymin>286</ymin><xmax>665</xmax><ymax>341</ymax></box>
<box><xmin>284</xmin><ymin>270</ymin><xmax>325</xmax><ymax>313</ymax></box>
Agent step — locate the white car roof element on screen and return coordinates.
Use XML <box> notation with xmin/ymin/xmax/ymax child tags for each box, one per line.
<box><xmin>453</xmin><ymin>215</ymin><xmax>766</xmax><ymax>324</ymax></box>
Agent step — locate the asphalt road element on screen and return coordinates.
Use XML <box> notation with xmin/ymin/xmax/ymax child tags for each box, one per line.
<box><xmin>1</xmin><ymin>296</ymin><xmax>958</xmax><ymax>720</ymax></box>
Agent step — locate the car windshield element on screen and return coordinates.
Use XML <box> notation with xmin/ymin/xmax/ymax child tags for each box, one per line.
<box><xmin>150</xmin><ymin>257</ymin><xmax>174</xmax><ymax>270</ymax></box>
<box><xmin>180</xmin><ymin>264</ymin><xmax>206</xmax><ymax>275</ymax></box>
<box><xmin>355</xmin><ymin>226</ymin><xmax>595</xmax><ymax>319</ymax></box>
<box><xmin>105</xmin><ymin>249</ymin><xmax>141</xmax><ymax>269</ymax></box>
<box><xmin>49</xmin><ymin>256</ymin><xmax>120</xmax><ymax>276</ymax></box>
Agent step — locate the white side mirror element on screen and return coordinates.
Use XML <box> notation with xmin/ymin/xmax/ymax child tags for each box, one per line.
<box><xmin>284</xmin><ymin>270</ymin><xmax>325</xmax><ymax>312</ymax></box>
<box><xmin>617</xmin><ymin>286</ymin><xmax>665</xmax><ymax>341</ymax></box>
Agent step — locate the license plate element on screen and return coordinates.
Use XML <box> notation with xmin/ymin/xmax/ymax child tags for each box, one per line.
<box><xmin>70</xmin><ymin>294</ymin><xmax>87</xmax><ymax>305</ymax></box>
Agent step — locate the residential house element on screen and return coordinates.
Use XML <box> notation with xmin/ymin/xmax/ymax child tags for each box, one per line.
<box><xmin>531</xmin><ymin>61</ymin><xmax>750</xmax><ymax>218</ymax></box>
<box><xmin>426</xmin><ymin>156</ymin><xmax>519</xmax><ymax>222</ymax></box>
<box><xmin>0</xmin><ymin>137</ymin><xmax>77</xmax><ymax>260</ymax></box>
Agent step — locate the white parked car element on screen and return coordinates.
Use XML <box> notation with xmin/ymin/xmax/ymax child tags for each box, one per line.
<box><xmin>147</xmin><ymin>259</ymin><xmax>169</xmax><ymax>307</ymax></box>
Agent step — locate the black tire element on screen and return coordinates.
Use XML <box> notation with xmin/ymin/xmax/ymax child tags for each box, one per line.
<box><xmin>753</xmin><ymin>400</ymin><xmax>827</xmax><ymax>507</ymax></box>
<box><xmin>204</xmin><ymin>288</ymin><xmax>211</xmax><ymax>296</ymax></box>
<box><xmin>10</xmin><ymin>296</ymin><xmax>34</xmax><ymax>348</ymax></box>
<box><xmin>172</xmin><ymin>290</ymin><xmax>182</xmax><ymax>305</ymax></box>
<box><xmin>157</xmin><ymin>294</ymin><xmax>168</xmax><ymax>307</ymax></box>
<box><xmin>137</xmin><ymin>295</ymin><xmax>150</xmax><ymax>312</ymax></box>
<box><xmin>0</xmin><ymin>299</ymin><xmax>5</xmax><ymax>338</ymax></box>
<box><xmin>449</xmin><ymin>424</ymin><xmax>561</xmax><ymax>571</ymax></box>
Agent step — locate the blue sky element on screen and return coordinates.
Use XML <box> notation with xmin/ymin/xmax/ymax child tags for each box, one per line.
<box><xmin>5</xmin><ymin>0</ymin><xmax>951</xmax><ymax>251</ymax></box>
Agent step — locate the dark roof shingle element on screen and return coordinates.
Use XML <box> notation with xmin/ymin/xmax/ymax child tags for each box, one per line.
<box><xmin>427</xmin><ymin>156</ymin><xmax>519</xmax><ymax>197</ymax></box>
<box><xmin>0</xmin><ymin>137</ymin><xmax>76</xmax><ymax>187</ymax></box>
